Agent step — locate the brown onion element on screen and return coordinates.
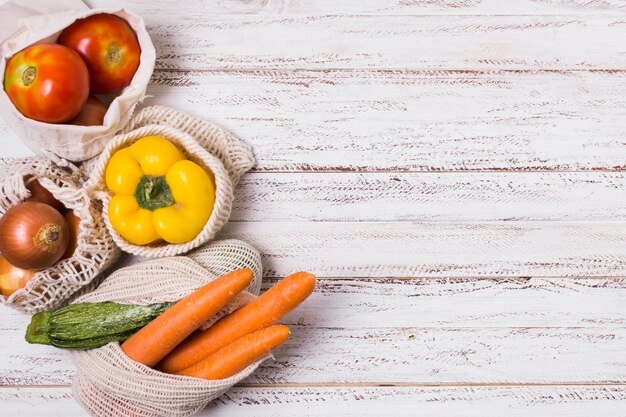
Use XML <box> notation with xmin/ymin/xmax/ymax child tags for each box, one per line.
<box><xmin>0</xmin><ymin>255</ymin><xmax>36</xmax><ymax>297</ymax></box>
<box><xmin>70</xmin><ymin>95</ymin><xmax>107</xmax><ymax>126</ymax></box>
<box><xmin>62</xmin><ymin>210</ymin><xmax>81</xmax><ymax>259</ymax></box>
<box><xmin>24</xmin><ymin>176</ymin><xmax>66</xmax><ymax>213</ymax></box>
<box><xmin>0</xmin><ymin>202</ymin><xmax>69</xmax><ymax>270</ymax></box>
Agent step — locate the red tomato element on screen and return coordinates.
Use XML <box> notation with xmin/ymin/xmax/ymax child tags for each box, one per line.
<box><xmin>3</xmin><ymin>44</ymin><xmax>90</xmax><ymax>123</ymax></box>
<box><xmin>59</xmin><ymin>14</ymin><xmax>141</xmax><ymax>94</ymax></box>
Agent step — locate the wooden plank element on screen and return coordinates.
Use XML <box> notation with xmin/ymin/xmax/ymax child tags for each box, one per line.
<box><xmin>178</xmin><ymin>385</ymin><xmax>626</xmax><ymax>416</ymax></box>
<box><xmin>2</xmin><ymin>326</ymin><xmax>625</xmax><ymax>385</ymax></box>
<box><xmin>1</xmin><ymin>325</ymin><xmax>625</xmax><ymax>385</ymax></box>
<box><xmin>0</xmin><ymin>136</ymin><xmax>33</xmax><ymax>159</ymax></box>
<box><xmin>0</xmin><ymin>326</ymin><xmax>74</xmax><ymax>385</ymax></box>
<box><xmin>3</xmin><ymin>276</ymin><xmax>625</xmax><ymax>338</ymax></box>
<box><xmin>231</xmin><ymin>172</ymin><xmax>626</xmax><ymax>221</ymax></box>
<box><xmin>3</xmin><ymin>69</ymin><xmax>626</xmax><ymax>171</ymax></box>
<box><xmin>1</xmin><ymin>276</ymin><xmax>625</xmax><ymax>385</ymax></box>
<box><xmin>4</xmin><ymin>385</ymin><xmax>626</xmax><ymax>417</ymax></box>
<box><xmin>271</xmin><ymin>277</ymin><xmax>626</xmax><ymax>328</ymax></box>
<box><xmin>0</xmin><ymin>169</ymin><xmax>623</xmax><ymax>221</ymax></box>
<box><xmin>146</xmin><ymin>69</ymin><xmax>626</xmax><ymax>171</ymax></box>
<box><xmin>196</xmin><ymin>385</ymin><xmax>626</xmax><ymax>416</ymax></box>
<box><xmin>217</xmin><ymin>221</ymin><xmax>626</xmax><ymax>277</ymax></box>
<box><xmin>141</xmin><ymin>326</ymin><xmax>626</xmax><ymax>384</ymax></box>
<box><xmin>1</xmin><ymin>388</ymin><xmax>84</xmax><ymax>417</ymax></box>
<box><xmin>126</xmin><ymin>15</ymin><xmax>626</xmax><ymax>70</ymax></box>
<box><xmin>92</xmin><ymin>0</ymin><xmax>626</xmax><ymax>15</ymax></box>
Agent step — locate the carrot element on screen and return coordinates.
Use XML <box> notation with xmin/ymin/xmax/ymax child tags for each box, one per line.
<box><xmin>176</xmin><ymin>324</ymin><xmax>290</xmax><ymax>380</ymax></box>
<box><xmin>158</xmin><ymin>271</ymin><xmax>316</xmax><ymax>373</ymax></box>
<box><xmin>121</xmin><ymin>268</ymin><xmax>254</xmax><ymax>367</ymax></box>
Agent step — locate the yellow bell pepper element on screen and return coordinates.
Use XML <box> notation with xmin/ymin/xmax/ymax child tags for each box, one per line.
<box><xmin>105</xmin><ymin>136</ymin><xmax>216</xmax><ymax>245</ymax></box>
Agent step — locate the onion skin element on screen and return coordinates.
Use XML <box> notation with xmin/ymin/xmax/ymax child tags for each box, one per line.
<box><xmin>0</xmin><ymin>255</ymin><xmax>36</xmax><ymax>297</ymax></box>
<box><xmin>24</xmin><ymin>177</ymin><xmax>66</xmax><ymax>213</ymax></box>
<box><xmin>62</xmin><ymin>210</ymin><xmax>80</xmax><ymax>259</ymax></box>
<box><xmin>0</xmin><ymin>202</ymin><xmax>69</xmax><ymax>270</ymax></box>
<box><xmin>70</xmin><ymin>96</ymin><xmax>107</xmax><ymax>126</ymax></box>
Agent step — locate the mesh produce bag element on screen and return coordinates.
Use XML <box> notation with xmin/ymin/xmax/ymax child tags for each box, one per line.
<box><xmin>84</xmin><ymin>105</ymin><xmax>256</xmax><ymax>257</ymax></box>
<box><xmin>0</xmin><ymin>158</ymin><xmax>120</xmax><ymax>313</ymax></box>
<box><xmin>70</xmin><ymin>239</ymin><xmax>266</xmax><ymax>417</ymax></box>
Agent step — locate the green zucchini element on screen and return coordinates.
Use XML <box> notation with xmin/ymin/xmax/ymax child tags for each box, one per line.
<box><xmin>25</xmin><ymin>301</ymin><xmax>173</xmax><ymax>349</ymax></box>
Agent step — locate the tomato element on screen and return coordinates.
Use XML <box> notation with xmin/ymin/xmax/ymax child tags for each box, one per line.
<box><xmin>59</xmin><ymin>14</ymin><xmax>141</xmax><ymax>94</ymax></box>
<box><xmin>3</xmin><ymin>44</ymin><xmax>90</xmax><ymax>123</ymax></box>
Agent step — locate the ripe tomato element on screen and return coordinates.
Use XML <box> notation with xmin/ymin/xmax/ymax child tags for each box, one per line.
<box><xmin>59</xmin><ymin>14</ymin><xmax>141</xmax><ymax>94</ymax></box>
<box><xmin>3</xmin><ymin>44</ymin><xmax>89</xmax><ymax>123</ymax></box>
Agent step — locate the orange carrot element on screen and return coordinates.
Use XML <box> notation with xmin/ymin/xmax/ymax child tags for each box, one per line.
<box><xmin>158</xmin><ymin>271</ymin><xmax>316</xmax><ymax>373</ymax></box>
<box><xmin>176</xmin><ymin>325</ymin><xmax>290</xmax><ymax>380</ymax></box>
<box><xmin>121</xmin><ymin>268</ymin><xmax>254</xmax><ymax>367</ymax></box>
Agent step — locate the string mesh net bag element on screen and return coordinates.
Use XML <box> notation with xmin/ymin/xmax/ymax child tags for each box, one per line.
<box><xmin>0</xmin><ymin>158</ymin><xmax>120</xmax><ymax>313</ymax></box>
<box><xmin>70</xmin><ymin>239</ymin><xmax>265</xmax><ymax>417</ymax></box>
<box><xmin>83</xmin><ymin>105</ymin><xmax>255</xmax><ymax>257</ymax></box>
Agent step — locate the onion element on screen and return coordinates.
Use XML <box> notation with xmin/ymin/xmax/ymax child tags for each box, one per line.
<box><xmin>24</xmin><ymin>176</ymin><xmax>66</xmax><ymax>213</ymax></box>
<box><xmin>0</xmin><ymin>202</ymin><xmax>69</xmax><ymax>270</ymax></box>
<box><xmin>70</xmin><ymin>95</ymin><xmax>107</xmax><ymax>126</ymax></box>
<box><xmin>0</xmin><ymin>255</ymin><xmax>36</xmax><ymax>297</ymax></box>
<box><xmin>62</xmin><ymin>210</ymin><xmax>81</xmax><ymax>259</ymax></box>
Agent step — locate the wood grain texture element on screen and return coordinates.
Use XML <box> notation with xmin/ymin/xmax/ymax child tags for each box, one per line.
<box><xmin>141</xmin><ymin>69</ymin><xmax>626</xmax><ymax>171</ymax></box>
<box><xmin>128</xmin><ymin>15</ymin><xmax>626</xmax><ymax>70</ymax></box>
<box><xmin>272</xmin><ymin>277</ymin><xmax>626</xmax><ymax>328</ymax></box>
<box><xmin>4</xmin><ymin>276</ymin><xmax>625</xmax><ymax>332</ymax></box>
<box><xmin>232</xmin><ymin>172</ymin><xmax>626</xmax><ymax>221</ymax></box>
<box><xmin>1</xmin><ymin>325</ymin><xmax>625</xmax><ymax>385</ymax></box>
<box><xmin>91</xmin><ymin>0</ymin><xmax>626</xmax><ymax>15</ymax></box>
<box><xmin>6</xmin><ymin>69</ymin><xmax>625</xmax><ymax>171</ymax></box>
<box><xmin>164</xmin><ymin>385</ymin><xmax>626</xmax><ymax>416</ymax></box>
<box><xmin>2</xmin><ymin>324</ymin><xmax>625</xmax><ymax>385</ymax></box>
<box><xmin>4</xmin><ymin>71</ymin><xmax>626</xmax><ymax>172</ymax></box>
<box><xmin>1</xmin><ymin>166</ymin><xmax>623</xmax><ymax>221</ymax></box>
<box><xmin>3</xmin><ymin>0</ymin><xmax>626</xmax><ymax>414</ymax></box>
<box><xmin>111</xmin><ymin>326</ymin><xmax>626</xmax><ymax>384</ymax></box>
<box><xmin>1</xmin><ymin>277</ymin><xmax>625</xmax><ymax>385</ymax></box>
<box><xmin>217</xmin><ymin>221</ymin><xmax>626</xmax><ymax>277</ymax></box>
<box><xmin>5</xmin><ymin>385</ymin><xmax>626</xmax><ymax>417</ymax></box>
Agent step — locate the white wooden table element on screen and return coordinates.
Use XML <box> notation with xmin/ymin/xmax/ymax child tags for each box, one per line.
<box><xmin>2</xmin><ymin>1</ymin><xmax>626</xmax><ymax>415</ymax></box>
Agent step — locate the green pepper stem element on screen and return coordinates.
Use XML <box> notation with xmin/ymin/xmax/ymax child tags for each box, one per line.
<box><xmin>134</xmin><ymin>175</ymin><xmax>175</xmax><ymax>211</ymax></box>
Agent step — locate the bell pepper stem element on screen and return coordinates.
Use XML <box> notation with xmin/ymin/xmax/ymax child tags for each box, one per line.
<box><xmin>134</xmin><ymin>175</ymin><xmax>175</xmax><ymax>211</ymax></box>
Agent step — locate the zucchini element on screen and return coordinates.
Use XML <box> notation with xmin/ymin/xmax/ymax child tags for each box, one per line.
<box><xmin>25</xmin><ymin>301</ymin><xmax>173</xmax><ymax>349</ymax></box>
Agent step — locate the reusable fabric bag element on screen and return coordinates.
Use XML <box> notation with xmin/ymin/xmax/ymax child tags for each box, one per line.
<box><xmin>0</xmin><ymin>157</ymin><xmax>120</xmax><ymax>313</ymax></box>
<box><xmin>84</xmin><ymin>105</ymin><xmax>256</xmax><ymax>257</ymax></box>
<box><xmin>0</xmin><ymin>0</ymin><xmax>156</xmax><ymax>161</ymax></box>
<box><xmin>0</xmin><ymin>105</ymin><xmax>255</xmax><ymax>311</ymax></box>
<box><xmin>71</xmin><ymin>239</ymin><xmax>268</xmax><ymax>417</ymax></box>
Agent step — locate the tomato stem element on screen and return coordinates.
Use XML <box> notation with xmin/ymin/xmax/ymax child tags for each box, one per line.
<box><xmin>22</xmin><ymin>66</ymin><xmax>37</xmax><ymax>86</ymax></box>
<box><xmin>106</xmin><ymin>46</ymin><xmax>122</xmax><ymax>64</ymax></box>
